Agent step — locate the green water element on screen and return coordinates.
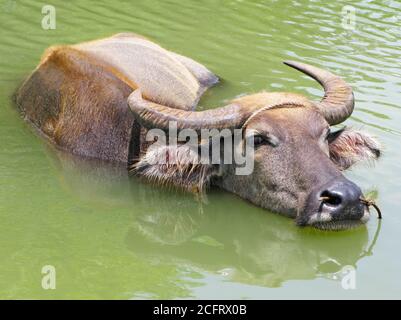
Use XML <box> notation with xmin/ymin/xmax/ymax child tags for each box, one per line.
<box><xmin>1</xmin><ymin>0</ymin><xmax>400</xmax><ymax>299</ymax></box>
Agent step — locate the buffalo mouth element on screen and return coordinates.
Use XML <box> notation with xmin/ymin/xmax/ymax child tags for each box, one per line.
<box><xmin>311</xmin><ymin>219</ymin><xmax>366</xmax><ymax>231</ymax></box>
<box><xmin>308</xmin><ymin>209</ymin><xmax>370</xmax><ymax>231</ymax></box>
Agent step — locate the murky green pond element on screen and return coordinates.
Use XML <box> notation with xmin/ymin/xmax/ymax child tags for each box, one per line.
<box><xmin>1</xmin><ymin>0</ymin><xmax>400</xmax><ymax>299</ymax></box>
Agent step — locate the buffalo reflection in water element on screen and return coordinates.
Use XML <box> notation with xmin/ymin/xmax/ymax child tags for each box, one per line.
<box><xmin>53</xmin><ymin>151</ymin><xmax>380</xmax><ymax>288</ymax></box>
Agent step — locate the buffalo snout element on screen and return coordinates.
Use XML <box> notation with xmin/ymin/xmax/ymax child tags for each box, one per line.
<box><xmin>299</xmin><ymin>178</ymin><xmax>367</xmax><ymax>230</ymax></box>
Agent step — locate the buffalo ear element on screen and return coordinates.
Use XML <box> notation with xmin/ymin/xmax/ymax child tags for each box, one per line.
<box><xmin>328</xmin><ymin>128</ymin><xmax>381</xmax><ymax>170</ymax></box>
<box><xmin>130</xmin><ymin>143</ymin><xmax>217</xmax><ymax>193</ymax></box>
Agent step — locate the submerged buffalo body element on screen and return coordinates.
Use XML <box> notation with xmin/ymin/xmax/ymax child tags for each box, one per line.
<box><xmin>15</xmin><ymin>33</ymin><xmax>381</xmax><ymax>230</ymax></box>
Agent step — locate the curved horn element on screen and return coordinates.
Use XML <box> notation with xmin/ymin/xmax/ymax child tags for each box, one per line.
<box><xmin>128</xmin><ymin>89</ymin><xmax>249</xmax><ymax>132</ymax></box>
<box><xmin>284</xmin><ymin>61</ymin><xmax>354</xmax><ymax>125</ymax></box>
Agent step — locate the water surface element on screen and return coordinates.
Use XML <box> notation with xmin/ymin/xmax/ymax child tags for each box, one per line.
<box><xmin>0</xmin><ymin>0</ymin><xmax>400</xmax><ymax>299</ymax></box>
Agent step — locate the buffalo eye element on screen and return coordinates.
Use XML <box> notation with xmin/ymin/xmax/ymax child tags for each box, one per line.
<box><xmin>252</xmin><ymin>135</ymin><xmax>278</xmax><ymax>148</ymax></box>
<box><xmin>253</xmin><ymin>135</ymin><xmax>264</xmax><ymax>146</ymax></box>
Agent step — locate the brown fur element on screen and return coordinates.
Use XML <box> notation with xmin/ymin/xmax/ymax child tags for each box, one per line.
<box><xmin>133</xmin><ymin>144</ymin><xmax>215</xmax><ymax>192</ymax></box>
<box><xmin>16</xmin><ymin>46</ymin><xmax>135</xmax><ymax>162</ymax></box>
<box><xmin>15</xmin><ymin>34</ymin><xmax>218</xmax><ymax>163</ymax></box>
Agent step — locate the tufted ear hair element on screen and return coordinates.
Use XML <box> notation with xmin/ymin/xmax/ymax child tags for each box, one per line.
<box><xmin>130</xmin><ymin>143</ymin><xmax>218</xmax><ymax>193</ymax></box>
<box><xmin>328</xmin><ymin>128</ymin><xmax>381</xmax><ymax>171</ymax></box>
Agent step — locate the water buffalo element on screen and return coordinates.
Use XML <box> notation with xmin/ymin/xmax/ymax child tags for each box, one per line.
<box><xmin>15</xmin><ymin>33</ymin><xmax>381</xmax><ymax>230</ymax></box>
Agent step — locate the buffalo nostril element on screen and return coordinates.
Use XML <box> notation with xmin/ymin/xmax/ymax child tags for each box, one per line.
<box><xmin>320</xmin><ymin>190</ymin><xmax>342</xmax><ymax>207</ymax></box>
